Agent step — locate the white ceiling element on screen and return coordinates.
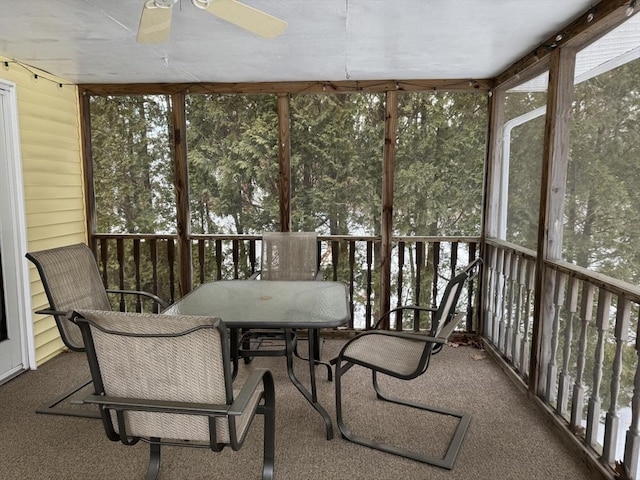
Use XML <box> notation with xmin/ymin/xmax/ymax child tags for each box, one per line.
<box><xmin>0</xmin><ymin>0</ymin><xmax>601</xmax><ymax>84</ymax></box>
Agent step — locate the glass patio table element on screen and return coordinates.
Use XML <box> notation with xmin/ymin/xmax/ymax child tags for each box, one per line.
<box><xmin>163</xmin><ymin>280</ymin><xmax>350</xmax><ymax>440</ymax></box>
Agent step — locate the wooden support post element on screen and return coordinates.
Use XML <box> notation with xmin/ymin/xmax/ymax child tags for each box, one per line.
<box><xmin>277</xmin><ymin>94</ymin><xmax>291</xmax><ymax>232</ymax></box>
<box><xmin>380</xmin><ymin>90</ymin><xmax>397</xmax><ymax>327</ymax></box>
<box><xmin>78</xmin><ymin>89</ymin><xmax>97</xmax><ymax>251</ymax></box>
<box><xmin>172</xmin><ymin>93</ymin><xmax>192</xmax><ymax>296</ymax></box>
<box><xmin>483</xmin><ymin>88</ymin><xmax>505</xmax><ymax>239</ymax></box>
<box><xmin>530</xmin><ymin>46</ymin><xmax>576</xmax><ymax>396</ymax></box>
<box><xmin>480</xmin><ymin>88</ymin><xmax>505</xmax><ymax>338</ymax></box>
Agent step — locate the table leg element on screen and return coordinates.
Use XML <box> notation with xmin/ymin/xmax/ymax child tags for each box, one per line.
<box><xmin>285</xmin><ymin>328</ymin><xmax>334</xmax><ymax>440</ymax></box>
<box><xmin>308</xmin><ymin>329</ymin><xmax>318</xmax><ymax>403</ymax></box>
<box><xmin>229</xmin><ymin>328</ymin><xmax>240</xmax><ymax>380</ymax></box>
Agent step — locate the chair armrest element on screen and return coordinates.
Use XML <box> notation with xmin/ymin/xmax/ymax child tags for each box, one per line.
<box><xmin>35</xmin><ymin>308</ymin><xmax>68</xmax><ymax>317</ymax></box>
<box><xmin>106</xmin><ymin>289</ymin><xmax>169</xmax><ymax>309</ymax></box>
<box><xmin>374</xmin><ymin>305</ymin><xmax>437</xmax><ymax>329</ymax></box>
<box><xmin>229</xmin><ymin>368</ymin><xmax>273</xmax><ymax>415</ymax></box>
<box><xmin>83</xmin><ymin>394</ymin><xmax>232</xmax><ymax>416</ymax></box>
<box><xmin>355</xmin><ymin>329</ymin><xmax>448</xmax><ymax>345</ymax></box>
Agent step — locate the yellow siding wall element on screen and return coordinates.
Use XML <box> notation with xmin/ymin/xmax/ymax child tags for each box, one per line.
<box><xmin>0</xmin><ymin>57</ymin><xmax>86</xmax><ymax>365</ymax></box>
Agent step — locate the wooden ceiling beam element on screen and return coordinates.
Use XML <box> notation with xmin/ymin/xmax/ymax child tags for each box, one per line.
<box><xmin>494</xmin><ymin>0</ymin><xmax>635</xmax><ymax>88</ymax></box>
<box><xmin>78</xmin><ymin>78</ymin><xmax>491</xmax><ymax>96</ymax></box>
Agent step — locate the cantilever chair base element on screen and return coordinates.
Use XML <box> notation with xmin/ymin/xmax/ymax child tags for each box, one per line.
<box><xmin>35</xmin><ymin>378</ymin><xmax>100</xmax><ymax>419</ymax></box>
<box><xmin>334</xmin><ymin>258</ymin><xmax>482</xmax><ymax>470</ymax></box>
<box><xmin>337</xmin><ymin>389</ymin><xmax>470</xmax><ymax>469</ymax></box>
<box><xmin>26</xmin><ymin>243</ymin><xmax>169</xmax><ymax>420</ymax></box>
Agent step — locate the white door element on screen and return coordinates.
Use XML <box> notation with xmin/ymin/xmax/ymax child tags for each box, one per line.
<box><xmin>0</xmin><ymin>79</ymin><xmax>33</xmax><ymax>384</ymax></box>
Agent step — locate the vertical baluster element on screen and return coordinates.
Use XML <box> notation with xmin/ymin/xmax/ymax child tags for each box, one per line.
<box><xmin>495</xmin><ymin>249</ymin><xmax>505</xmax><ymax>352</ymax></box>
<box><xmin>546</xmin><ymin>271</ymin><xmax>566</xmax><ymax>404</ymax></box>
<box><xmin>466</xmin><ymin>242</ymin><xmax>477</xmax><ymax>332</ymax></box>
<box><xmin>603</xmin><ymin>297</ymin><xmax>631</xmax><ymax>463</ymax></box>
<box><xmin>485</xmin><ymin>245</ymin><xmax>496</xmax><ymax>340</ymax></box>
<box><xmin>451</xmin><ymin>241</ymin><xmax>458</xmax><ymax>276</ymax></box>
<box><xmin>414</xmin><ymin>241</ymin><xmax>424</xmax><ymax>331</ymax></box>
<box><xmin>430</xmin><ymin>242</ymin><xmax>440</xmax><ymax>330</ymax></box>
<box><xmin>167</xmin><ymin>239</ymin><xmax>175</xmax><ymax>304</ymax></box>
<box><xmin>507</xmin><ymin>254</ymin><xmax>522</xmax><ymax>364</ymax></box>
<box><xmin>558</xmin><ymin>276</ymin><xmax>578</xmax><ymax>417</ymax></box>
<box><xmin>431</xmin><ymin>241</ymin><xmax>440</xmax><ymax>308</ymax></box>
<box><xmin>365</xmin><ymin>242</ymin><xmax>373</xmax><ymax>328</ymax></box>
<box><xmin>503</xmin><ymin>251</ymin><xmax>513</xmax><ymax>358</ymax></box>
<box><xmin>232</xmin><ymin>239</ymin><xmax>239</xmax><ymax>279</ymax></box>
<box><xmin>198</xmin><ymin>239</ymin><xmax>205</xmax><ymax>284</ymax></box>
<box><xmin>149</xmin><ymin>239</ymin><xmax>159</xmax><ymax>312</ymax></box>
<box><xmin>348</xmin><ymin>240</ymin><xmax>355</xmax><ymax>329</ymax></box>
<box><xmin>249</xmin><ymin>239</ymin><xmax>256</xmax><ymax>276</ymax></box>
<box><xmin>571</xmin><ymin>283</ymin><xmax>595</xmax><ymax>430</ymax></box>
<box><xmin>511</xmin><ymin>256</ymin><xmax>524</xmax><ymax>368</ymax></box>
<box><xmin>117</xmin><ymin>238</ymin><xmax>125</xmax><ymax>311</ymax></box>
<box><xmin>215</xmin><ymin>239</ymin><xmax>222</xmax><ymax>281</ymax></box>
<box><xmin>365</xmin><ymin>241</ymin><xmax>373</xmax><ymax>328</ymax></box>
<box><xmin>133</xmin><ymin>239</ymin><xmax>142</xmax><ymax>312</ymax></box>
<box><xmin>100</xmin><ymin>238</ymin><xmax>109</xmax><ymax>287</ymax></box>
<box><xmin>624</xmin><ymin>304</ymin><xmax>640</xmax><ymax>480</ymax></box>
<box><xmin>331</xmin><ymin>239</ymin><xmax>339</xmax><ymax>282</ymax></box>
<box><xmin>520</xmin><ymin>258</ymin><xmax>536</xmax><ymax>377</ymax></box>
<box><xmin>396</xmin><ymin>241</ymin><xmax>405</xmax><ymax>331</ymax></box>
<box><xmin>586</xmin><ymin>289</ymin><xmax>612</xmax><ymax>447</ymax></box>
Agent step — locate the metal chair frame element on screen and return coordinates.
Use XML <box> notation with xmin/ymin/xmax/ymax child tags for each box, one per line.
<box><xmin>334</xmin><ymin>258</ymin><xmax>482</xmax><ymax>469</ymax></box>
<box><xmin>26</xmin><ymin>243</ymin><xmax>167</xmax><ymax>418</ymax></box>
<box><xmin>72</xmin><ymin>310</ymin><xmax>275</xmax><ymax>480</ymax></box>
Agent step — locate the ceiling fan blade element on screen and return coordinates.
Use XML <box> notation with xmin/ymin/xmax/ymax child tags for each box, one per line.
<box><xmin>137</xmin><ymin>2</ymin><xmax>173</xmax><ymax>44</ymax></box>
<box><xmin>203</xmin><ymin>0</ymin><xmax>287</xmax><ymax>38</ymax></box>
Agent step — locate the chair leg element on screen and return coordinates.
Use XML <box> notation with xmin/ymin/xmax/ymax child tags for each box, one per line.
<box><xmin>35</xmin><ymin>378</ymin><xmax>101</xmax><ymax>419</ymax></box>
<box><xmin>260</xmin><ymin>373</ymin><xmax>276</xmax><ymax>480</ymax></box>
<box><xmin>145</xmin><ymin>439</ymin><xmax>161</xmax><ymax>480</ymax></box>
<box><xmin>336</xmin><ymin>363</ymin><xmax>470</xmax><ymax>470</ymax></box>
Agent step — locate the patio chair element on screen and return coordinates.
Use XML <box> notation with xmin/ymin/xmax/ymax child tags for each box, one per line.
<box><xmin>239</xmin><ymin>232</ymin><xmax>332</xmax><ymax>379</ymax></box>
<box><xmin>333</xmin><ymin>258</ymin><xmax>482</xmax><ymax>469</ymax></box>
<box><xmin>26</xmin><ymin>243</ymin><xmax>168</xmax><ymax>418</ymax></box>
<box><xmin>71</xmin><ymin>309</ymin><xmax>275</xmax><ymax>480</ymax></box>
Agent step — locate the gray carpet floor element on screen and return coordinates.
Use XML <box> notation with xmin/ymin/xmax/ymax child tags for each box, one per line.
<box><xmin>0</xmin><ymin>339</ymin><xmax>594</xmax><ymax>480</ymax></box>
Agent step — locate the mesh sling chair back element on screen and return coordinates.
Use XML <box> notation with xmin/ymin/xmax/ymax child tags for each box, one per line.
<box><xmin>334</xmin><ymin>258</ymin><xmax>482</xmax><ymax>470</ymax></box>
<box><xmin>71</xmin><ymin>310</ymin><xmax>276</xmax><ymax>480</ymax></box>
<box><xmin>239</xmin><ymin>232</ymin><xmax>332</xmax><ymax>379</ymax></box>
<box><xmin>259</xmin><ymin>232</ymin><xmax>320</xmax><ymax>281</ymax></box>
<box><xmin>26</xmin><ymin>243</ymin><xmax>168</xmax><ymax>417</ymax></box>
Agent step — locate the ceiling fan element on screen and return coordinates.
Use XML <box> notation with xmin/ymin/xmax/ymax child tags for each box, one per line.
<box><xmin>137</xmin><ymin>0</ymin><xmax>287</xmax><ymax>43</ymax></box>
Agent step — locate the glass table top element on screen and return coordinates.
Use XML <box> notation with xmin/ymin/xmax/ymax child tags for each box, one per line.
<box><xmin>163</xmin><ymin>280</ymin><xmax>350</xmax><ymax>328</ymax></box>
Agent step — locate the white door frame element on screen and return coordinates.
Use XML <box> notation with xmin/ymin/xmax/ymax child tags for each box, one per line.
<box><xmin>0</xmin><ymin>78</ymin><xmax>35</xmax><ymax>381</ymax></box>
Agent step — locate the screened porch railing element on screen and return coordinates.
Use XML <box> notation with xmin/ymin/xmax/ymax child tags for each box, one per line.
<box><xmin>484</xmin><ymin>239</ymin><xmax>640</xmax><ymax>479</ymax></box>
<box><xmin>91</xmin><ymin>233</ymin><xmax>481</xmax><ymax>332</ymax></box>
